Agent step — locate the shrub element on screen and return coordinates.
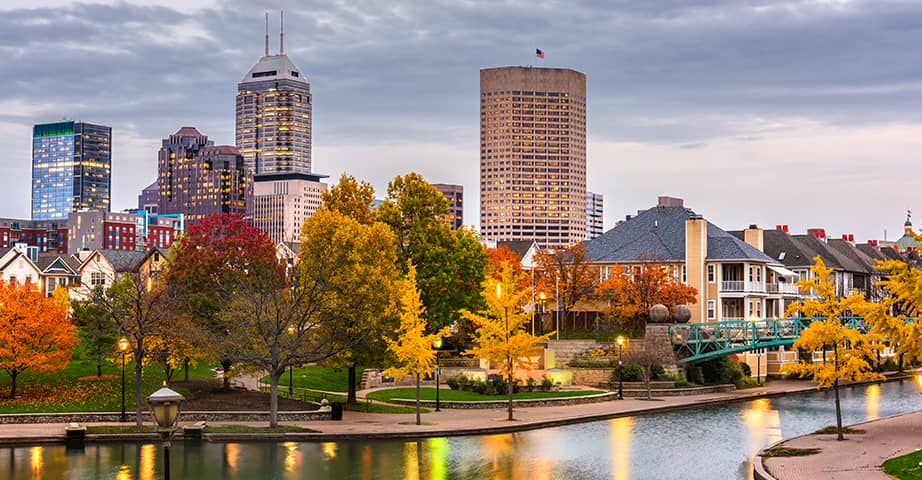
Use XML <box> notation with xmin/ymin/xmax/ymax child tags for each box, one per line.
<box><xmin>540</xmin><ymin>376</ymin><xmax>555</xmax><ymax>392</ymax></box>
<box><xmin>526</xmin><ymin>377</ymin><xmax>537</xmax><ymax>392</ymax></box>
<box><xmin>739</xmin><ymin>361</ymin><xmax>752</xmax><ymax>377</ymax></box>
<box><xmin>668</xmin><ymin>374</ymin><xmax>699</xmax><ymax>388</ymax></box>
<box><xmin>697</xmin><ymin>357</ymin><xmax>744</xmax><ymax>385</ymax></box>
<box><xmin>879</xmin><ymin>359</ymin><xmax>899</xmax><ymax>372</ymax></box>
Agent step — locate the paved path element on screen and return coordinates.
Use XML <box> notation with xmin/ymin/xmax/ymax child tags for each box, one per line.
<box><xmin>761</xmin><ymin>410</ymin><xmax>922</xmax><ymax>480</ymax></box>
<box><xmin>0</xmin><ymin>380</ymin><xmax>821</xmax><ymax>441</ymax></box>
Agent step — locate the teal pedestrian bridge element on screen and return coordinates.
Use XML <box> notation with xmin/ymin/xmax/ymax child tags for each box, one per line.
<box><xmin>668</xmin><ymin>317</ymin><xmax>868</xmax><ymax>363</ymax></box>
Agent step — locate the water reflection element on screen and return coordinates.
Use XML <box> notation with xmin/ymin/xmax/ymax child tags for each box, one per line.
<box><xmin>0</xmin><ymin>381</ymin><xmax>916</xmax><ymax>480</ymax></box>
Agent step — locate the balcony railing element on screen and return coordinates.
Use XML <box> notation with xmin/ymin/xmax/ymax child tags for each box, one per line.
<box><xmin>766</xmin><ymin>283</ymin><xmax>800</xmax><ymax>295</ymax></box>
<box><xmin>720</xmin><ymin>281</ymin><xmax>765</xmax><ymax>293</ymax></box>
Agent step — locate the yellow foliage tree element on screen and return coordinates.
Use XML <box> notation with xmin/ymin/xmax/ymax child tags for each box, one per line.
<box><xmin>384</xmin><ymin>264</ymin><xmax>450</xmax><ymax>425</ymax></box>
<box><xmin>462</xmin><ymin>262</ymin><xmax>553</xmax><ymax>421</ymax></box>
<box><xmin>844</xmin><ymin>258</ymin><xmax>922</xmax><ymax>365</ymax></box>
<box><xmin>784</xmin><ymin>257</ymin><xmax>883</xmax><ymax>440</ymax></box>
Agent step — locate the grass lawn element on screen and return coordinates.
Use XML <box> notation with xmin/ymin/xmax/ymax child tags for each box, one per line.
<box><xmin>273</xmin><ymin>387</ymin><xmax>423</xmax><ymax>414</ymax></box>
<box><xmin>0</xmin><ymin>344</ymin><xmax>217</xmax><ymax>414</ymax></box>
<box><xmin>883</xmin><ymin>450</ymin><xmax>922</xmax><ymax>479</ymax></box>
<box><xmin>259</xmin><ymin>365</ymin><xmax>351</xmax><ymax>393</ymax></box>
<box><xmin>366</xmin><ymin>388</ymin><xmax>605</xmax><ymax>403</ymax></box>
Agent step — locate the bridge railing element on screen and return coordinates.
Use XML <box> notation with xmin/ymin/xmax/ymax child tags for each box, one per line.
<box><xmin>667</xmin><ymin>316</ymin><xmax>867</xmax><ymax>362</ymax></box>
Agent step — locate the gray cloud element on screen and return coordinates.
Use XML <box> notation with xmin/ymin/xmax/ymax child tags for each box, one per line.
<box><xmin>0</xmin><ymin>0</ymin><xmax>920</xmax><ymax>241</ymax></box>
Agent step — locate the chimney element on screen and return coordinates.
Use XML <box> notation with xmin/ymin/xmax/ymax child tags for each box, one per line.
<box><xmin>807</xmin><ymin>228</ymin><xmax>826</xmax><ymax>239</ymax></box>
<box><xmin>657</xmin><ymin>196</ymin><xmax>684</xmax><ymax>208</ymax></box>
<box><xmin>848</xmin><ymin>234</ymin><xmax>854</xmax><ymax>242</ymax></box>
<box><xmin>842</xmin><ymin>234</ymin><xmax>848</xmax><ymax>240</ymax></box>
<box><xmin>775</xmin><ymin>225</ymin><xmax>783</xmax><ymax>231</ymax></box>
<box><xmin>783</xmin><ymin>225</ymin><xmax>789</xmax><ymax>233</ymax></box>
<box><xmin>868</xmin><ymin>239</ymin><xmax>879</xmax><ymax>247</ymax></box>
<box><xmin>685</xmin><ymin>215</ymin><xmax>707</xmax><ymax>324</ymax></box>
<box><xmin>743</xmin><ymin>224</ymin><xmax>764</xmax><ymax>252</ymax></box>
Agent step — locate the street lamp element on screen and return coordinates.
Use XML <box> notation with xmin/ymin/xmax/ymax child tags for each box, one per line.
<box><xmin>433</xmin><ymin>337</ymin><xmax>443</xmax><ymax>412</ymax></box>
<box><xmin>118</xmin><ymin>337</ymin><xmax>129</xmax><ymax>422</ymax></box>
<box><xmin>148</xmin><ymin>384</ymin><xmax>184</xmax><ymax>480</ymax></box>
<box><xmin>616</xmin><ymin>336</ymin><xmax>625</xmax><ymax>400</ymax></box>
<box><xmin>497</xmin><ymin>282</ymin><xmax>514</xmax><ymax>421</ymax></box>
<box><xmin>756</xmin><ymin>348</ymin><xmax>763</xmax><ymax>385</ymax></box>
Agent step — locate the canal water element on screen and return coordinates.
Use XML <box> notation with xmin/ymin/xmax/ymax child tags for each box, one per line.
<box><xmin>3</xmin><ymin>380</ymin><xmax>919</xmax><ymax>479</ymax></box>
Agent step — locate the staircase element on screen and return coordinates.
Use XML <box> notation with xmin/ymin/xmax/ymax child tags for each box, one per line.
<box><xmin>547</xmin><ymin>340</ymin><xmax>605</xmax><ymax>367</ymax></box>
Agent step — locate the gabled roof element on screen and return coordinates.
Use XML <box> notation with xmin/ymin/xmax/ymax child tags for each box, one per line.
<box><xmin>754</xmin><ymin>230</ymin><xmax>818</xmax><ymax>269</ymax></box>
<box><xmin>789</xmin><ymin>235</ymin><xmax>845</xmax><ymax>270</ymax></box>
<box><xmin>827</xmin><ymin>239</ymin><xmax>877</xmax><ymax>275</ymax></box>
<box><xmin>880</xmin><ymin>246</ymin><xmax>904</xmax><ymax>261</ymax></box>
<box><xmin>584</xmin><ymin>205</ymin><xmax>775</xmax><ymax>264</ymax></box>
<box><xmin>497</xmin><ymin>240</ymin><xmax>539</xmax><ymax>260</ymax></box>
<box><xmin>857</xmin><ymin>244</ymin><xmax>888</xmax><ymax>263</ymax></box>
<box><xmin>0</xmin><ymin>250</ymin><xmax>40</xmax><ymax>274</ymax></box>
<box><xmin>96</xmin><ymin>250</ymin><xmax>149</xmax><ymax>273</ymax></box>
<box><xmin>34</xmin><ymin>252</ymin><xmax>81</xmax><ymax>274</ymax></box>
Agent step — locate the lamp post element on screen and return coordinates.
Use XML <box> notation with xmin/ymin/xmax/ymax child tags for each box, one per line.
<box><xmin>433</xmin><ymin>337</ymin><xmax>443</xmax><ymax>412</ymax></box>
<box><xmin>555</xmin><ymin>274</ymin><xmax>560</xmax><ymax>341</ymax></box>
<box><xmin>616</xmin><ymin>336</ymin><xmax>625</xmax><ymax>400</ymax></box>
<box><xmin>148</xmin><ymin>384</ymin><xmax>184</xmax><ymax>480</ymax></box>
<box><xmin>538</xmin><ymin>292</ymin><xmax>547</xmax><ymax>334</ymax></box>
<box><xmin>756</xmin><ymin>348</ymin><xmax>762</xmax><ymax>385</ymax></box>
<box><xmin>497</xmin><ymin>282</ymin><xmax>514</xmax><ymax>421</ymax></box>
<box><xmin>118</xmin><ymin>337</ymin><xmax>129</xmax><ymax>422</ymax></box>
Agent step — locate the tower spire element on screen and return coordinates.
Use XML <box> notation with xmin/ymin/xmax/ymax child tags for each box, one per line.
<box><xmin>280</xmin><ymin>9</ymin><xmax>285</xmax><ymax>54</ymax></box>
<box><xmin>264</xmin><ymin>12</ymin><xmax>269</xmax><ymax>56</ymax></box>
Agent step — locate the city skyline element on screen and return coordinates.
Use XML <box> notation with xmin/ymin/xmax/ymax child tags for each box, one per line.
<box><xmin>1</xmin><ymin>1</ymin><xmax>921</xmax><ymax>241</ymax></box>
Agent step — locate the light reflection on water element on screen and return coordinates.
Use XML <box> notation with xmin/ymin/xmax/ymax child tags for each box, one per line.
<box><xmin>2</xmin><ymin>380</ymin><xmax>919</xmax><ymax>480</ymax></box>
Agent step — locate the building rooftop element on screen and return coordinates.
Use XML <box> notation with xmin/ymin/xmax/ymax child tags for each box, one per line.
<box><xmin>240</xmin><ymin>54</ymin><xmax>307</xmax><ymax>84</ymax></box>
<box><xmin>583</xmin><ymin>203</ymin><xmax>776</xmax><ymax>264</ymax></box>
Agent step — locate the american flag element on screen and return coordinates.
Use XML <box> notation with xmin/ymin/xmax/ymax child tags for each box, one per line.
<box><xmin>909</xmin><ymin>209</ymin><xmax>913</xmax><ymax>218</ymax></box>
<box><xmin>535</xmin><ymin>48</ymin><xmax>544</xmax><ymax>59</ymax></box>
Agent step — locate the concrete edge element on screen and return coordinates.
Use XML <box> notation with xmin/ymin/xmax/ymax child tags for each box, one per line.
<box><xmin>1</xmin><ymin>376</ymin><xmax>913</xmax><ymax>446</ymax></box>
<box><xmin>752</xmin><ymin>392</ymin><xmax>921</xmax><ymax>480</ymax></box>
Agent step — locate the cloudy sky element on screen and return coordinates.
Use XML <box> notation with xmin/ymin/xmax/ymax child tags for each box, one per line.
<box><xmin>1</xmin><ymin>0</ymin><xmax>920</xmax><ymax>242</ymax></box>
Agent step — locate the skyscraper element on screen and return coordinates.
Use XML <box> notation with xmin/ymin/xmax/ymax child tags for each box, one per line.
<box><xmin>236</xmin><ymin>13</ymin><xmax>312</xmax><ymax>177</ymax></box>
<box><xmin>433</xmin><ymin>183</ymin><xmax>464</xmax><ymax>229</ymax></box>
<box><xmin>157</xmin><ymin>127</ymin><xmax>247</xmax><ymax>224</ymax></box>
<box><xmin>479</xmin><ymin>66</ymin><xmax>587</xmax><ymax>247</ymax></box>
<box><xmin>32</xmin><ymin>121</ymin><xmax>111</xmax><ymax>220</ymax></box>
<box><xmin>586</xmin><ymin>191</ymin><xmax>604</xmax><ymax>240</ymax></box>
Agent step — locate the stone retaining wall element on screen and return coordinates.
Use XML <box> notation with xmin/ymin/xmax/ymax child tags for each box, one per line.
<box><xmin>389</xmin><ymin>392</ymin><xmax>618</xmax><ymax>409</ymax></box>
<box><xmin>570</xmin><ymin>367</ymin><xmax>614</xmax><ymax>388</ymax></box>
<box><xmin>0</xmin><ymin>410</ymin><xmax>331</xmax><ymax>424</ymax></box>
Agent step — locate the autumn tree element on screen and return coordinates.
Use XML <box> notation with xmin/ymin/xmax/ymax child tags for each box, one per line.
<box><xmin>783</xmin><ymin>257</ymin><xmax>883</xmax><ymax>440</ymax></box>
<box><xmin>0</xmin><ymin>284</ymin><xmax>76</xmax><ymax>398</ymax></box>
<box><xmin>300</xmin><ymin>208</ymin><xmax>401</xmax><ymax>404</ymax></box>
<box><xmin>624</xmin><ymin>349</ymin><xmax>661</xmax><ymax>401</ymax></box>
<box><xmin>844</xmin><ymin>257</ymin><xmax>922</xmax><ymax>365</ymax></box>
<box><xmin>463</xmin><ymin>263</ymin><xmax>553</xmax><ymax>420</ymax></box>
<box><xmin>165</xmin><ymin>212</ymin><xmax>279</xmax><ymax>389</ymax></box>
<box><xmin>378</xmin><ymin>173</ymin><xmax>488</xmax><ymax>339</ymax></box>
<box><xmin>486</xmin><ymin>245</ymin><xmax>524</xmax><ymax>280</ymax></box>
<box><xmin>534</xmin><ymin>242</ymin><xmax>597</xmax><ymax>331</ymax></box>
<box><xmin>384</xmin><ymin>264</ymin><xmax>450</xmax><ymax>425</ymax></box>
<box><xmin>87</xmin><ymin>271</ymin><xmax>180</xmax><ymax>428</ymax></box>
<box><xmin>595</xmin><ymin>262</ymin><xmax>698</xmax><ymax>329</ymax></box>
<box><xmin>322</xmin><ymin>173</ymin><xmax>377</xmax><ymax>225</ymax></box>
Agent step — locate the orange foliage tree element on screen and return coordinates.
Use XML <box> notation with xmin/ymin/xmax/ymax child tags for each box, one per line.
<box><xmin>595</xmin><ymin>263</ymin><xmax>697</xmax><ymax>329</ymax></box>
<box><xmin>533</xmin><ymin>243</ymin><xmax>597</xmax><ymax>330</ymax></box>
<box><xmin>0</xmin><ymin>283</ymin><xmax>77</xmax><ymax>398</ymax></box>
<box><xmin>485</xmin><ymin>245</ymin><xmax>523</xmax><ymax>280</ymax></box>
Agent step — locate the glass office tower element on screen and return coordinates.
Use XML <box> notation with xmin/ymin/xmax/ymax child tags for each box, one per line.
<box><xmin>32</xmin><ymin>121</ymin><xmax>111</xmax><ymax>220</ymax></box>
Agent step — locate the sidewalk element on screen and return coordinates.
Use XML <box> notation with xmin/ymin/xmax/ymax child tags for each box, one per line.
<box><xmin>760</xmin><ymin>410</ymin><xmax>922</xmax><ymax>480</ymax></box>
<box><xmin>0</xmin><ymin>379</ymin><xmax>821</xmax><ymax>442</ymax></box>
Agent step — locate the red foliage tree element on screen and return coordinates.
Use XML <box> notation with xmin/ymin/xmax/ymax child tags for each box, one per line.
<box><xmin>485</xmin><ymin>245</ymin><xmax>524</xmax><ymax>280</ymax></box>
<box><xmin>595</xmin><ymin>262</ymin><xmax>698</xmax><ymax>329</ymax></box>
<box><xmin>533</xmin><ymin>243</ymin><xmax>598</xmax><ymax>331</ymax></box>
<box><xmin>165</xmin><ymin>212</ymin><xmax>282</xmax><ymax>387</ymax></box>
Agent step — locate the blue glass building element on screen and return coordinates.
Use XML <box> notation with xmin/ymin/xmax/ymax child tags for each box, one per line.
<box><xmin>31</xmin><ymin>121</ymin><xmax>112</xmax><ymax>220</ymax></box>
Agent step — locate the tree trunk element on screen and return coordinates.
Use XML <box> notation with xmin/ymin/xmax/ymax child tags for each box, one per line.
<box><xmin>347</xmin><ymin>363</ymin><xmax>357</xmax><ymax>404</ymax></box>
<box><xmin>222</xmin><ymin>359</ymin><xmax>232</xmax><ymax>389</ymax></box>
<box><xmin>644</xmin><ymin>367</ymin><xmax>652</xmax><ymax>401</ymax></box>
<box><xmin>269</xmin><ymin>372</ymin><xmax>280</xmax><ymax>428</ymax></box>
<box><xmin>834</xmin><ymin>378</ymin><xmax>843</xmax><ymax>441</ymax></box>
<box><xmin>507</xmin><ymin>360</ymin><xmax>515</xmax><ymax>421</ymax></box>
<box><xmin>97</xmin><ymin>353</ymin><xmax>103</xmax><ymax>377</ymax></box>
<box><xmin>415</xmin><ymin>373</ymin><xmax>421</xmax><ymax>426</ymax></box>
<box><xmin>184</xmin><ymin>358</ymin><xmax>189</xmax><ymax>382</ymax></box>
<box><xmin>834</xmin><ymin>343</ymin><xmax>844</xmax><ymax>441</ymax></box>
<box><xmin>134</xmin><ymin>358</ymin><xmax>144</xmax><ymax>430</ymax></box>
<box><xmin>9</xmin><ymin>371</ymin><xmax>18</xmax><ymax>398</ymax></box>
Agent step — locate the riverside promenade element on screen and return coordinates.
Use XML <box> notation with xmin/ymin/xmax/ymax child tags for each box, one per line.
<box><xmin>0</xmin><ymin>380</ymin><xmax>825</xmax><ymax>443</ymax></box>
<box><xmin>757</xmin><ymin>410</ymin><xmax>922</xmax><ymax>480</ymax></box>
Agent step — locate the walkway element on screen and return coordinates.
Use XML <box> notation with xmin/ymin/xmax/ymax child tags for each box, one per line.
<box><xmin>0</xmin><ymin>380</ymin><xmax>822</xmax><ymax>443</ymax></box>
<box><xmin>760</xmin><ymin>410</ymin><xmax>922</xmax><ymax>480</ymax></box>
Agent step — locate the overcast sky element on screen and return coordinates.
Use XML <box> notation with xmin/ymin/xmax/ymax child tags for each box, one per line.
<box><xmin>1</xmin><ymin>0</ymin><xmax>920</xmax><ymax>242</ymax></box>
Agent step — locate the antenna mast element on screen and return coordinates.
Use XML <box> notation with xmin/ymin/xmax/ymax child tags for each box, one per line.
<box><xmin>280</xmin><ymin>10</ymin><xmax>285</xmax><ymax>54</ymax></box>
<box><xmin>264</xmin><ymin>12</ymin><xmax>269</xmax><ymax>56</ymax></box>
